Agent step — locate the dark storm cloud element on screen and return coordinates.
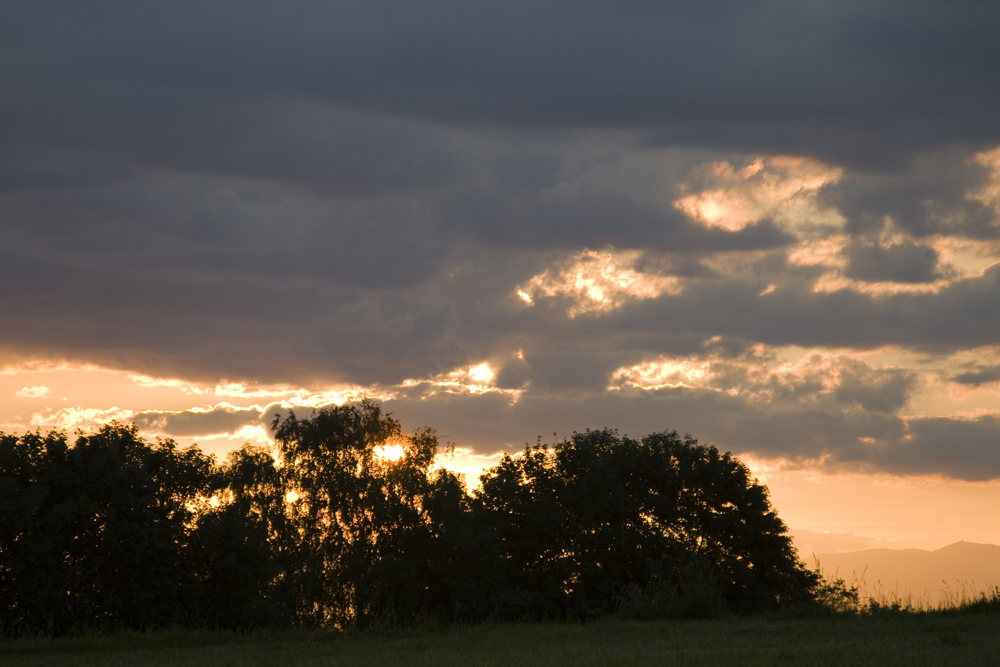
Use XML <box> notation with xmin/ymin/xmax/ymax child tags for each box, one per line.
<box><xmin>1</xmin><ymin>86</ymin><xmax>462</xmax><ymax>198</ymax></box>
<box><xmin>3</xmin><ymin>1</ymin><xmax>1000</xmax><ymax>482</ymax></box>
<box><xmin>0</xmin><ymin>161</ymin><xmax>454</xmax><ymax>292</ymax></box>
<box><xmin>441</xmin><ymin>189</ymin><xmax>794</xmax><ymax>251</ymax></box>
<box><xmin>490</xmin><ymin>152</ymin><xmax>565</xmax><ymax>194</ymax></box>
<box><xmin>5</xmin><ymin>1</ymin><xmax>1000</xmax><ymax>170</ymax></box>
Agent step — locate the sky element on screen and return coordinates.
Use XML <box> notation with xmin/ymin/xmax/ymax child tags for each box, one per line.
<box><xmin>3</xmin><ymin>1</ymin><xmax>1000</xmax><ymax>557</ymax></box>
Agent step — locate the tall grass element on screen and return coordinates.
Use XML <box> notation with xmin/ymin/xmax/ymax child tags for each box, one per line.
<box><xmin>811</xmin><ymin>558</ymin><xmax>1000</xmax><ymax>615</ymax></box>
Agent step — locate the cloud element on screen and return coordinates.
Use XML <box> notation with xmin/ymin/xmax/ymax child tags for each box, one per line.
<box><xmin>378</xmin><ymin>382</ymin><xmax>1000</xmax><ymax>482</ymax></box>
<box><xmin>874</xmin><ymin>415</ymin><xmax>1000</xmax><ymax>482</ymax></box>
<box><xmin>5</xmin><ymin>3</ymin><xmax>1000</xmax><ymax>204</ymax></box>
<box><xmin>673</xmin><ymin>156</ymin><xmax>842</xmax><ymax>232</ymax></box>
<box><xmin>3</xmin><ymin>3</ymin><xmax>1000</xmax><ymax>487</ymax></box>
<box><xmin>607</xmin><ymin>348</ymin><xmax>917</xmax><ymax>415</ymax></box>
<box><xmin>380</xmin><ymin>384</ymin><xmax>897</xmax><ymax>466</ymax></box>
<box><xmin>520</xmin><ymin>248</ymin><xmax>682</xmax><ymax>316</ymax></box>
<box><xmin>130</xmin><ymin>405</ymin><xmax>266</xmax><ymax>438</ymax></box>
<box><xmin>15</xmin><ymin>385</ymin><xmax>50</xmax><ymax>398</ymax></box>
<box><xmin>30</xmin><ymin>406</ymin><xmax>134</xmax><ymax>432</ymax></box>
<box><xmin>17</xmin><ymin>341</ymin><xmax>994</xmax><ymax>484</ymax></box>
<box><xmin>969</xmin><ymin>145</ymin><xmax>1000</xmax><ymax>219</ymax></box>
<box><xmin>951</xmin><ymin>366</ymin><xmax>1000</xmax><ymax>387</ymax></box>
<box><xmin>843</xmin><ymin>238</ymin><xmax>943</xmax><ymax>284</ymax></box>
<box><xmin>825</xmin><ymin>146</ymin><xmax>1000</xmax><ymax>241</ymax></box>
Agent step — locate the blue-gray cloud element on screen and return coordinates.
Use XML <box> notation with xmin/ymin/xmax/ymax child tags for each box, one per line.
<box><xmin>7</xmin><ymin>1</ymin><xmax>999</xmax><ymax>168</ymax></box>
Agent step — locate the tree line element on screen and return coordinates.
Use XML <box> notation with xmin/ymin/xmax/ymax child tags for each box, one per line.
<box><xmin>0</xmin><ymin>400</ymin><xmax>818</xmax><ymax>635</ymax></box>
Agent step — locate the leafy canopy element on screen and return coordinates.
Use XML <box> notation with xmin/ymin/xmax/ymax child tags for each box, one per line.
<box><xmin>1</xmin><ymin>405</ymin><xmax>818</xmax><ymax>634</ymax></box>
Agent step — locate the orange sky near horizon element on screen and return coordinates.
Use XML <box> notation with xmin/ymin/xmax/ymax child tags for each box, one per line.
<box><xmin>3</xmin><ymin>352</ymin><xmax>999</xmax><ymax>558</ymax></box>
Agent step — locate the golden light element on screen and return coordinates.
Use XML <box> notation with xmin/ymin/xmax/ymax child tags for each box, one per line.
<box><xmin>780</xmin><ymin>228</ymin><xmax>983</xmax><ymax>297</ymax></box>
<box><xmin>467</xmin><ymin>362</ymin><xmax>495</xmax><ymax>385</ymax></box>
<box><xmin>521</xmin><ymin>248</ymin><xmax>681</xmax><ymax>316</ymax></box>
<box><xmin>15</xmin><ymin>385</ymin><xmax>51</xmax><ymax>398</ymax></box>
<box><xmin>395</xmin><ymin>360</ymin><xmax>523</xmax><ymax>402</ymax></box>
<box><xmin>375</xmin><ymin>443</ymin><xmax>406</xmax><ymax>461</ymax></box>
<box><xmin>674</xmin><ymin>155</ymin><xmax>842</xmax><ymax>232</ymax></box>
<box><xmin>675</xmin><ymin>189</ymin><xmax>757</xmax><ymax>231</ymax></box>
<box><xmin>610</xmin><ymin>357</ymin><xmax>714</xmax><ymax>390</ymax></box>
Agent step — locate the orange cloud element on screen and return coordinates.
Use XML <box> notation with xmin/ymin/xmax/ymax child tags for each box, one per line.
<box><xmin>674</xmin><ymin>155</ymin><xmax>842</xmax><ymax>231</ymax></box>
<box><xmin>971</xmin><ymin>144</ymin><xmax>1000</xmax><ymax>216</ymax></box>
<box><xmin>15</xmin><ymin>385</ymin><xmax>51</xmax><ymax>398</ymax></box>
<box><xmin>30</xmin><ymin>406</ymin><xmax>134</xmax><ymax>431</ymax></box>
<box><xmin>399</xmin><ymin>358</ymin><xmax>522</xmax><ymax>402</ymax></box>
<box><xmin>609</xmin><ymin>347</ymin><xmax>914</xmax><ymax>414</ymax></box>
<box><xmin>520</xmin><ymin>248</ymin><xmax>681</xmax><ymax>316</ymax></box>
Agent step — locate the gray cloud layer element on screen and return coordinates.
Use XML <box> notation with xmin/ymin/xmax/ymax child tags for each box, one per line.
<box><xmin>6</xmin><ymin>1</ymin><xmax>1000</xmax><ymax>167</ymax></box>
<box><xmin>4</xmin><ymin>2</ymin><xmax>1000</xmax><ymax>480</ymax></box>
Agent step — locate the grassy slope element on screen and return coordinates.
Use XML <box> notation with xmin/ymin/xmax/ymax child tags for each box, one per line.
<box><xmin>3</xmin><ymin>613</ymin><xmax>1000</xmax><ymax>667</ymax></box>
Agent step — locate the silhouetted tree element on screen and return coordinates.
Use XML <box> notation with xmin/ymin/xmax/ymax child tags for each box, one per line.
<box><xmin>272</xmin><ymin>400</ymin><xmax>467</xmax><ymax>627</ymax></box>
<box><xmin>185</xmin><ymin>444</ymin><xmax>293</xmax><ymax>628</ymax></box>
<box><xmin>0</xmin><ymin>424</ymin><xmax>215</xmax><ymax>635</ymax></box>
<box><xmin>1</xmin><ymin>409</ymin><xmax>820</xmax><ymax>634</ymax></box>
<box><xmin>474</xmin><ymin>429</ymin><xmax>818</xmax><ymax>617</ymax></box>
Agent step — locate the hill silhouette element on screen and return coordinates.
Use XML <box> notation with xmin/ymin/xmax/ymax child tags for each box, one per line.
<box><xmin>814</xmin><ymin>541</ymin><xmax>1000</xmax><ymax>607</ymax></box>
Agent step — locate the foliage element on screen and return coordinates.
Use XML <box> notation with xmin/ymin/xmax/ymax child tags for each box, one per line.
<box><xmin>473</xmin><ymin>429</ymin><xmax>818</xmax><ymax>618</ymax></box>
<box><xmin>1</xmin><ymin>405</ymin><xmax>827</xmax><ymax>634</ymax></box>
<box><xmin>271</xmin><ymin>400</ymin><xmax>466</xmax><ymax>627</ymax></box>
<box><xmin>0</xmin><ymin>424</ymin><xmax>215</xmax><ymax>635</ymax></box>
<box><xmin>185</xmin><ymin>445</ymin><xmax>293</xmax><ymax>629</ymax></box>
<box><xmin>808</xmin><ymin>572</ymin><xmax>861</xmax><ymax>614</ymax></box>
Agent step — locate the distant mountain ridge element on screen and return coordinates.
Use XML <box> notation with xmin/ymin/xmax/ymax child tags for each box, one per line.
<box><xmin>814</xmin><ymin>541</ymin><xmax>1000</xmax><ymax>607</ymax></box>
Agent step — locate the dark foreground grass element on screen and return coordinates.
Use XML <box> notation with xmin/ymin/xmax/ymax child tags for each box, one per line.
<box><xmin>4</xmin><ymin>612</ymin><xmax>1000</xmax><ymax>667</ymax></box>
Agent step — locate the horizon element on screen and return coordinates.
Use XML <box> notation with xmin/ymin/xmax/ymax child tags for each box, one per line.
<box><xmin>3</xmin><ymin>2</ymin><xmax>1000</xmax><ymax>563</ymax></box>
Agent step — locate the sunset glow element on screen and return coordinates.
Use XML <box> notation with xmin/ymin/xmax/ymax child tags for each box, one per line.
<box><xmin>522</xmin><ymin>248</ymin><xmax>681</xmax><ymax>315</ymax></box>
<box><xmin>375</xmin><ymin>443</ymin><xmax>407</xmax><ymax>461</ymax></box>
<box><xmin>674</xmin><ymin>156</ymin><xmax>843</xmax><ymax>231</ymax></box>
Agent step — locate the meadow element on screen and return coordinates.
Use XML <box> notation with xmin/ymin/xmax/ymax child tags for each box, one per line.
<box><xmin>4</xmin><ymin>607</ymin><xmax>1000</xmax><ymax>667</ymax></box>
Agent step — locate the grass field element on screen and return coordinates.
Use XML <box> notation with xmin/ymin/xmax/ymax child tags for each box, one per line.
<box><xmin>4</xmin><ymin>610</ymin><xmax>1000</xmax><ymax>667</ymax></box>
